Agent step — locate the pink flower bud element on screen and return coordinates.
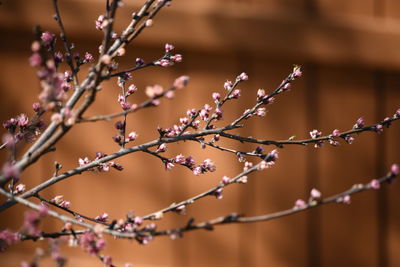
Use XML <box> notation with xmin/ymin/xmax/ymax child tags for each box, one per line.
<box><xmin>257</xmin><ymin>89</ymin><xmax>266</xmax><ymax>99</ymax></box>
<box><xmin>293</xmin><ymin>66</ymin><xmax>302</xmax><ymax>78</ymax></box>
<box><xmin>13</xmin><ymin>184</ymin><xmax>26</xmax><ymax>194</ymax></box>
<box><xmin>391</xmin><ymin>163</ymin><xmax>399</xmax><ymax>176</ymax></box>
<box><xmin>212</xmin><ymin>92</ymin><xmax>221</xmax><ymax>102</ymax></box>
<box><xmin>156</xmin><ymin>143</ymin><xmax>167</xmax><ymax>153</ymax></box>
<box><xmin>95</xmin><ymin>213</ymin><xmax>109</xmax><ymax>222</ymax></box>
<box><xmin>128</xmin><ymin>132</ymin><xmax>137</xmax><ymax>141</ymax></box>
<box><xmin>237</xmin><ymin>72</ymin><xmax>248</xmax><ymax>81</ymax></box>
<box><xmin>41</xmin><ymin>31</ymin><xmax>55</xmax><ymax>46</ymax></box>
<box><xmin>310</xmin><ymin>188</ymin><xmax>321</xmax><ymax>200</ymax></box>
<box><xmin>309</xmin><ymin>129</ymin><xmax>321</xmax><ymax>139</ymax></box>
<box><xmin>294</xmin><ymin>199</ymin><xmax>306</xmax><ymax>209</ymax></box>
<box><xmin>165</xmin><ymin>43</ymin><xmax>174</xmax><ymax>53</ymax></box>
<box><xmin>224</xmin><ymin>80</ymin><xmax>233</xmax><ymax>90</ymax></box>
<box><xmin>221</xmin><ymin>176</ymin><xmax>230</xmax><ymax>185</ymax></box>
<box><xmin>145</xmin><ymin>19</ymin><xmax>153</xmax><ymax>27</ymax></box>
<box><xmin>369</xmin><ymin>179</ymin><xmax>380</xmax><ymax>189</ymax></box>
<box><xmin>172</xmin><ymin>54</ymin><xmax>182</xmax><ymax>62</ymax></box>
<box><xmin>127</xmin><ymin>84</ymin><xmax>137</xmax><ymax>95</ymax></box>
<box><xmin>192</xmin><ymin>166</ymin><xmax>202</xmax><ymax>176</ymax></box>
<box><xmin>331</xmin><ymin>129</ymin><xmax>340</xmax><ymax>137</ymax></box>
<box><xmin>353</xmin><ymin>117</ymin><xmax>365</xmax><ymax>129</ymax></box>
<box><xmin>60</xmin><ymin>201</ymin><xmax>71</xmax><ymax>209</ymax></box>
<box><xmin>341</xmin><ymin>195</ymin><xmax>351</xmax><ymax>204</ymax></box>
<box><xmin>173</xmin><ymin>75</ymin><xmax>190</xmax><ymax>89</ymax></box>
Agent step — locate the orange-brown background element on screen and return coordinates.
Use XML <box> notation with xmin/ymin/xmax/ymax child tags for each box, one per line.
<box><xmin>1</xmin><ymin>0</ymin><xmax>400</xmax><ymax>266</ymax></box>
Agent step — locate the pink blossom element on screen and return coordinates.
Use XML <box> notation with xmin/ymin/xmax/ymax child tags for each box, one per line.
<box><xmin>374</xmin><ymin>124</ymin><xmax>383</xmax><ymax>134</ymax></box>
<box><xmin>255</xmin><ymin>107</ymin><xmax>266</xmax><ymax>117</ymax></box>
<box><xmin>294</xmin><ymin>199</ymin><xmax>306</xmax><ymax>209</ymax></box>
<box><xmin>344</xmin><ymin>135</ymin><xmax>355</xmax><ymax>144</ymax></box>
<box><xmin>244</xmin><ymin>161</ymin><xmax>253</xmax><ymax>171</ymax></box>
<box><xmin>52</xmin><ymin>195</ymin><xmax>64</xmax><ymax>204</ymax></box>
<box><xmin>179</xmin><ymin>117</ymin><xmax>189</xmax><ymax>125</ymax></box>
<box><xmin>165</xmin><ymin>43</ymin><xmax>174</xmax><ymax>52</ymax></box>
<box><xmin>172</xmin><ymin>54</ymin><xmax>182</xmax><ymax>62</ymax></box>
<box><xmin>237</xmin><ymin>72</ymin><xmax>248</xmax><ymax>81</ymax></box>
<box><xmin>29</xmin><ymin>53</ymin><xmax>42</xmax><ymax>67</ymax></box>
<box><xmin>283</xmin><ymin>82</ymin><xmax>291</xmax><ymax>91</ymax></box>
<box><xmin>120</xmin><ymin>101</ymin><xmax>132</xmax><ymax>111</ymax></box>
<box><xmin>95</xmin><ymin>213</ymin><xmax>109</xmax><ymax>222</ymax></box>
<box><xmin>13</xmin><ymin>184</ymin><xmax>26</xmax><ymax>194</ymax></box>
<box><xmin>156</xmin><ymin>143</ymin><xmax>167</xmax><ymax>153</ymax></box>
<box><xmin>127</xmin><ymin>84</ymin><xmax>137</xmax><ymax>95</ymax></box>
<box><xmin>31</xmin><ymin>40</ymin><xmax>40</xmax><ymax>52</ymax></box>
<box><xmin>293</xmin><ymin>66</ymin><xmax>302</xmax><ymax>78</ymax></box>
<box><xmin>17</xmin><ymin>114</ymin><xmax>29</xmax><ymax>127</ymax></box>
<box><xmin>127</xmin><ymin>132</ymin><xmax>138</xmax><ymax>141</ymax></box>
<box><xmin>0</xmin><ymin>230</ymin><xmax>20</xmax><ymax>252</ymax></box>
<box><xmin>173</xmin><ymin>75</ymin><xmax>190</xmax><ymax>89</ymax></box>
<box><xmin>84</xmin><ymin>52</ymin><xmax>94</xmax><ymax>63</ymax></box>
<box><xmin>353</xmin><ymin>117</ymin><xmax>365</xmax><ymax>129</ymax></box>
<box><xmin>221</xmin><ymin>176</ymin><xmax>230</xmax><ymax>185</ymax></box>
<box><xmin>341</xmin><ymin>195</ymin><xmax>351</xmax><ymax>204</ymax></box>
<box><xmin>80</xmin><ymin>232</ymin><xmax>106</xmax><ymax>256</ymax></box>
<box><xmin>394</xmin><ymin>108</ymin><xmax>400</xmax><ymax>118</ymax></box>
<box><xmin>133</xmin><ymin>216</ymin><xmax>143</xmax><ymax>227</ymax></box>
<box><xmin>202</xmin><ymin>159</ymin><xmax>216</xmax><ymax>172</ymax></box>
<box><xmin>186</xmin><ymin>108</ymin><xmax>197</xmax><ymax>118</ymax></box>
<box><xmin>331</xmin><ymin>129</ymin><xmax>340</xmax><ymax>137</ymax></box>
<box><xmin>369</xmin><ymin>179</ymin><xmax>380</xmax><ymax>189</ymax></box>
<box><xmin>146</xmin><ymin>84</ymin><xmax>163</xmax><ymax>98</ymax></box>
<box><xmin>192</xmin><ymin>166</ymin><xmax>202</xmax><ymax>176</ymax></box>
<box><xmin>174</xmin><ymin>154</ymin><xmax>185</xmax><ymax>164</ymax></box>
<box><xmin>329</xmin><ymin>139</ymin><xmax>340</xmax><ymax>146</ymax></box>
<box><xmin>309</xmin><ymin>129</ymin><xmax>321</xmax><ymax>139</ymax></box>
<box><xmin>230</xmin><ymin>89</ymin><xmax>241</xmax><ymax>99</ymax></box>
<box><xmin>41</xmin><ymin>31</ymin><xmax>55</xmax><ymax>46</ymax></box>
<box><xmin>258</xmin><ymin>160</ymin><xmax>268</xmax><ymax>170</ymax></box>
<box><xmin>224</xmin><ymin>80</ymin><xmax>233</xmax><ymax>90</ymax></box>
<box><xmin>310</xmin><ymin>188</ymin><xmax>321</xmax><ymax>200</ymax></box>
<box><xmin>103</xmin><ymin>255</ymin><xmax>113</xmax><ymax>267</ymax></box>
<box><xmin>78</xmin><ymin>157</ymin><xmax>90</xmax><ymax>167</ymax></box>
<box><xmin>214</xmin><ymin>188</ymin><xmax>224</xmax><ymax>199</ymax></box>
<box><xmin>175</xmin><ymin>205</ymin><xmax>186</xmax><ymax>215</ymax></box>
<box><xmin>60</xmin><ymin>201</ymin><xmax>71</xmax><ymax>209</ymax></box>
<box><xmin>2</xmin><ymin>162</ymin><xmax>20</xmax><ymax>181</ymax></box>
<box><xmin>212</xmin><ymin>92</ymin><xmax>221</xmax><ymax>102</ymax></box>
<box><xmin>192</xmin><ymin>120</ymin><xmax>200</xmax><ymax>129</ymax></box>
<box><xmin>165</xmin><ymin>90</ymin><xmax>175</xmax><ymax>99</ymax></box>
<box><xmin>238</xmin><ymin>176</ymin><xmax>248</xmax><ymax>183</ymax></box>
<box><xmin>391</xmin><ymin>164</ymin><xmax>399</xmax><ymax>176</ymax></box>
<box><xmin>157</xmin><ymin>59</ymin><xmax>173</xmax><ymax>67</ymax></box>
<box><xmin>185</xmin><ymin>156</ymin><xmax>195</xmax><ymax>167</ymax></box>
<box><xmin>214</xmin><ymin>108</ymin><xmax>223</xmax><ymax>120</ymax></box>
<box><xmin>257</xmin><ymin>89</ymin><xmax>266</xmax><ymax>99</ymax></box>
<box><xmin>23</xmin><ymin>211</ymin><xmax>41</xmax><ymax>235</ymax></box>
<box><xmin>39</xmin><ymin>204</ymin><xmax>49</xmax><ymax>216</ymax></box>
<box><xmin>165</xmin><ymin>161</ymin><xmax>175</xmax><ymax>170</ymax></box>
<box><xmin>95</xmin><ymin>15</ymin><xmax>105</xmax><ymax>30</ymax></box>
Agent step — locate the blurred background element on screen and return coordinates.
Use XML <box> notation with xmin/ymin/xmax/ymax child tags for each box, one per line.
<box><xmin>1</xmin><ymin>0</ymin><xmax>400</xmax><ymax>266</ymax></box>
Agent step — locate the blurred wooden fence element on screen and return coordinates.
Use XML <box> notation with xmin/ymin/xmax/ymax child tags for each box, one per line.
<box><xmin>0</xmin><ymin>0</ymin><xmax>400</xmax><ymax>266</ymax></box>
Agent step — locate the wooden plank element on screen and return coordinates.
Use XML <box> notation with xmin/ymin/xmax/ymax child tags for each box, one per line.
<box><xmin>383</xmin><ymin>73</ymin><xmax>400</xmax><ymax>267</ymax></box>
<box><xmin>2</xmin><ymin>0</ymin><xmax>400</xmax><ymax>70</ymax></box>
<box><xmin>312</xmin><ymin>0</ymin><xmax>375</xmax><ymax>16</ymax></box>
<box><xmin>317</xmin><ymin>66</ymin><xmax>379</xmax><ymax>266</ymax></box>
<box><xmin>248</xmin><ymin>61</ymin><xmax>309</xmax><ymax>266</ymax></box>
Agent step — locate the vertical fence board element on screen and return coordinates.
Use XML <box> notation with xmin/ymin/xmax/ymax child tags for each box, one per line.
<box><xmin>317</xmin><ymin>66</ymin><xmax>379</xmax><ymax>266</ymax></box>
